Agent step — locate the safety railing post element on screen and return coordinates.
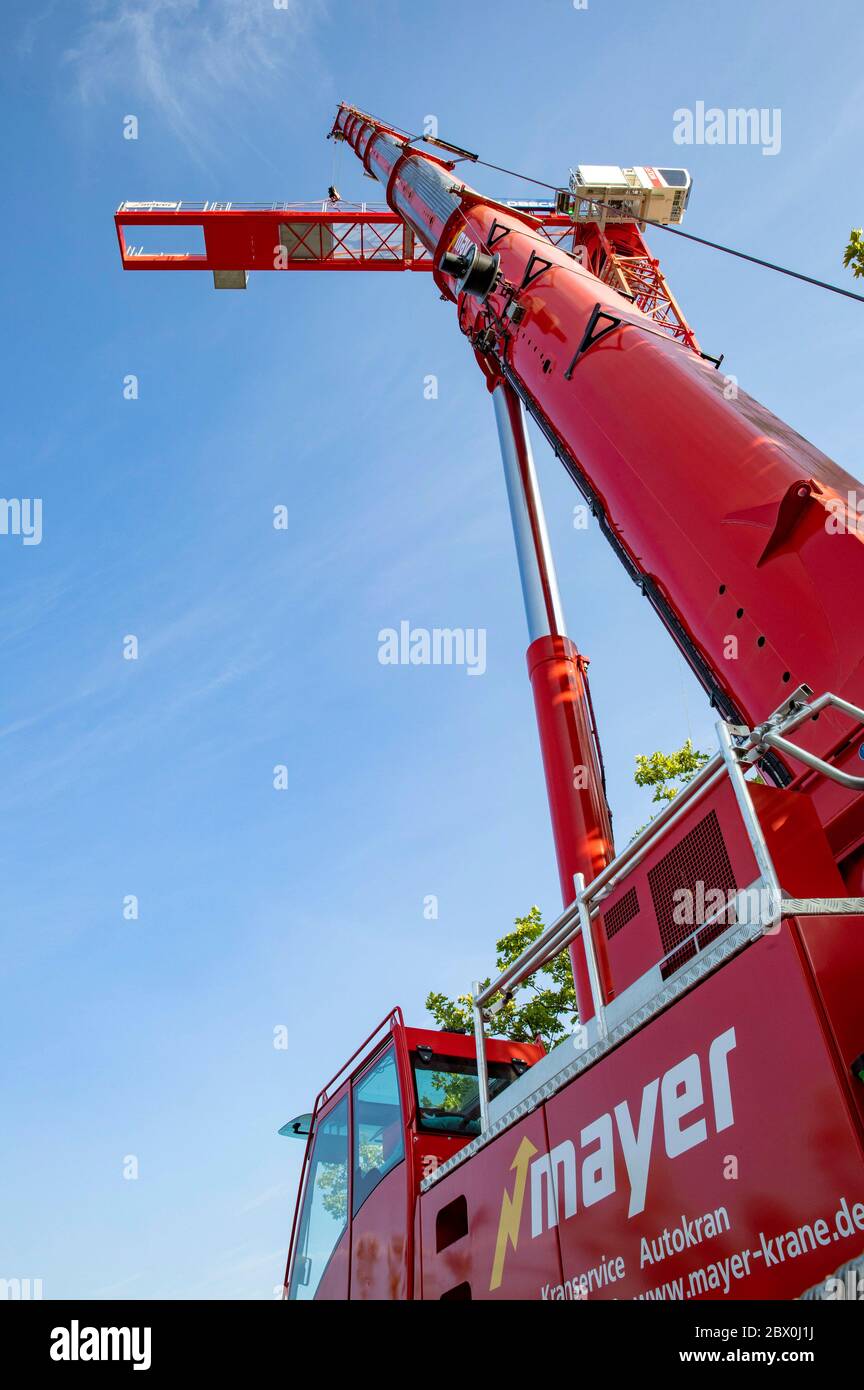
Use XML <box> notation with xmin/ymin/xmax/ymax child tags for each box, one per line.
<box><xmin>715</xmin><ymin>719</ymin><xmax>782</xmax><ymax>926</ymax></box>
<box><xmin>472</xmin><ymin>981</ymin><xmax>491</xmax><ymax>1133</ymax></box>
<box><xmin>574</xmin><ymin>872</ymin><xmax>607</xmax><ymax>1039</ymax></box>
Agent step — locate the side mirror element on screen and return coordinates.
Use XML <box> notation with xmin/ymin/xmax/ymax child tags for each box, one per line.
<box><xmin>278</xmin><ymin>1112</ymin><xmax>313</xmax><ymax>1139</ymax></box>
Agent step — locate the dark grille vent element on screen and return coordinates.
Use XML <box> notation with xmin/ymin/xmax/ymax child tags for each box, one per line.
<box><xmin>436</xmin><ymin>1195</ymin><xmax>468</xmax><ymax>1253</ymax></box>
<box><xmin>647</xmin><ymin>809</ymin><xmax>738</xmax><ymax>978</ymax></box>
<box><xmin>604</xmin><ymin>886</ymin><xmax>640</xmax><ymax>940</ymax></box>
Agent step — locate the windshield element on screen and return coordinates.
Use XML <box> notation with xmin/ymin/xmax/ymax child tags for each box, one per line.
<box><xmin>412</xmin><ymin>1051</ymin><xmax>524</xmax><ymax>1135</ymax></box>
<box><xmin>657</xmin><ymin>168</ymin><xmax>689</xmax><ymax>187</ymax></box>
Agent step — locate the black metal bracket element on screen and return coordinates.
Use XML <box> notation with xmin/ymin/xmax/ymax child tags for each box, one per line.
<box><xmin>700</xmin><ymin>349</ymin><xmax>725</xmax><ymax>370</ymax></box>
<box><xmin>488</xmin><ymin>220</ymin><xmax>510</xmax><ymax>249</ymax></box>
<box><xmin>520</xmin><ymin>251</ymin><xmax>553</xmax><ymax>290</ymax></box>
<box><xmin>564</xmin><ymin>302</ymin><xmax>623</xmax><ymax>379</ymax></box>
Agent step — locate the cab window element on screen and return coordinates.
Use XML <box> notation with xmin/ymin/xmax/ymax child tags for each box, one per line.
<box><xmin>288</xmin><ymin>1096</ymin><xmax>349</xmax><ymax>1300</ymax></box>
<box><xmin>352</xmin><ymin>1045</ymin><xmax>405</xmax><ymax>1215</ymax></box>
<box><xmin>412</xmin><ymin>1051</ymin><xmax>524</xmax><ymax>1136</ymax></box>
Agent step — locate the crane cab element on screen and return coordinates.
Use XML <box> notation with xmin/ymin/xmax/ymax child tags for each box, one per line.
<box><xmin>565</xmin><ymin>164</ymin><xmax>692</xmax><ymax>224</ymax></box>
<box><xmin>281</xmin><ymin>1009</ymin><xmax>543</xmax><ymax>1300</ymax></box>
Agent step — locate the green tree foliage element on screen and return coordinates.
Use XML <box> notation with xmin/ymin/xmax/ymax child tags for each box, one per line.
<box><xmin>426</xmin><ymin>906</ymin><xmax>576</xmax><ymax>1050</ymax></box>
<box><xmin>420</xmin><ymin>1069</ymin><xmax>480</xmax><ymax>1118</ymax></box>
<box><xmin>843</xmin><ymin>229</ymin><xmax>864</xmax><ymax>280</ymax></box>
<box><xmin>634</xmin><ymin>737</ymin><xmax>710</xmax><ymax>805</ymax></box>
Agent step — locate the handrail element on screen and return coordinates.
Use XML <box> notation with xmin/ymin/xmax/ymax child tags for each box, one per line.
<box><xmin>314</xmin><ymin>1006</ymin><xmax>403</xmax><ymax>1112</ymax></box>
<box><xmin>473</xmin><ymin>751</ymin><xmax>727</xmax><ymax>1011</ymax></box>
<box><xmin>575</xmin><ymin>871</ymin><xmax>607</xmax><ymax>1039</ymax></box>
<box><xmin>583</xmin><ymin>756</ymin><xmax>726</xmax><ymax>905</ymax></box>
<box><xmin>473</xmin><ymin>900</ymin><xmax>581</xmax><ymax>1008</ymax></box>
<box><xmin>116</xmin><ymin>200</ymin><xmax>393</xmax><ymax>214</ymax></box>
<box><xmin>469</xmin><ymin>691</ymin><xmax>864</xmax><ymax>1131</ymax></box>
<box><xmin>752</xmin><ymin>691</ymin><xmax>864</xmax><ymax>792</ymax></box>
<box><xmin>116</xmin><ymin>199</ymin><xmax>572</xmax><ymax>217</ymax></box>
<box><xmin>764</xmin><ymin>733</ymin><xmax>864</xmax><ymax>790</ymax></box>
<box><xmin>472</xmin><ymin>982</ymin><xmax>491</xmax><ymax>1133</ymax></box>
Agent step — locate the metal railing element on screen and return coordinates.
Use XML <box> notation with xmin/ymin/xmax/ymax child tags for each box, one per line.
<box><xmin>470</xmin><ymin>690</ymin><xmax>864</xmax><ymax>1134</ymax></box>
<box><xmin>116</xmin><ymin>198</ymin><xmax>565</xmax><ymax>217</ymax></box>
<box><xmin>116</xmin><ymin>200</ymin><xmax>393</xmax><ymax>214</ymax></box>
<box><xmin>751</xmin><ymin>688</ymin><xmax>864</xmax><ymax>792</ymax></box>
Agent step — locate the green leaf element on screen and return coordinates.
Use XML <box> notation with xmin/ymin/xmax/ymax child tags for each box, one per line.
<box><xmin>844</xmin><ymin>229</ymin><xmax>864</xmax><ymax>280</ymax></box>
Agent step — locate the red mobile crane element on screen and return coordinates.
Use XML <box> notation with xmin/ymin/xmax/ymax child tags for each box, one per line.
<box><xmin>116</xmin><ymin>104</ymin><xmax>864</xmax><ymax>1301</ymax></box>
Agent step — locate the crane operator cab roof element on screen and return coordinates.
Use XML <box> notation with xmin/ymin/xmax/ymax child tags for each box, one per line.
<box><xmin>280</xmin><ymin>1019</ymin><xmax>544</xmax><ymax>1152</ymax></box>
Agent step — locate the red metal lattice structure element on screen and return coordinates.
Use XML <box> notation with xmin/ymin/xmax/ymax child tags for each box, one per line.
<box><xmin>578</xmin><ymin>221</ymin><xmax>700</xmax><ymax>351</ymax></box>
<box><xmin>115</xmin><ymin>201</ymin><xmax>433</xmax><ymax>274</ymax></box>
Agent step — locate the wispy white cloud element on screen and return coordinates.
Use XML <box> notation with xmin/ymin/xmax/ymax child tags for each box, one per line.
<box><xmin>0</xmin><ymin>588</ymin><xmax>271</xmax><ymax>811</ymax></box>
<box><xmin>88</xmin><ymin>1270</ymin><xmax>145</xmax><ymax>1297</ymax></box>
<box><xmin>14</xmin><ymin>1</ymin><xmax>61</xmax><ymax>60</ymax></box>
<box><xmin>62</xmin><ymin>0</ymin><xmax>322</xmax><ymax>160</ymax></box>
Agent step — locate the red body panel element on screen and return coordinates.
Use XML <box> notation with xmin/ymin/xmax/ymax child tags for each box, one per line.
<box><xmin>418</xmin><ymin>928</ymin><xmax>864</xmax><ymax>1300</ymax></box>
<box><xmin>283</xmin><ymin>902</ymin><xmax>864</xmax><ymax>1301</ymax></box>
<box><xmin>315</xmin><ymin>1234</ymin><xmax>351</xmax><ymax>1301</ymax></box>
<box><xmin>419</xmin><ymin>1109</ymin><xmax>564</xmax><ymax>1301</ymax></box>
<box><xmin>350</xmin><ymin>1163</ymin><xmax>410</xmax><ymax>1301</ymax></box>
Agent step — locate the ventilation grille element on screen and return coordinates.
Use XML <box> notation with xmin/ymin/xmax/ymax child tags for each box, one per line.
<box><xmin>604</xmin><ymin>886</ymin><xmax>640</xmax><ymax>940</ymax></box>
<box><xmin>647</xmin><ymin>809</ymin><xmax>738</xmax><ymax>978</ymax></box>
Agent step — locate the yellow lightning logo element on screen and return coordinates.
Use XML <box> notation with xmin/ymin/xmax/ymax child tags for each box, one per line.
<box><xmin>490</xmin><ymin>1134</ymin><xmax>537</xmax><ymax>1291</ymax></box>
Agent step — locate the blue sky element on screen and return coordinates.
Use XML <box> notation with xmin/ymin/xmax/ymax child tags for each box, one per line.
<box><xmin>2</xmin><ymin>0</ymin><xmax>862</xmax><ymax>1299</ymax></box>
